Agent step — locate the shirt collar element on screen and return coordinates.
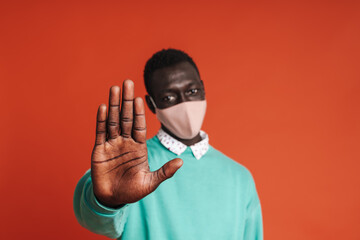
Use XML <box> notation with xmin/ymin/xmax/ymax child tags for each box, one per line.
<box><xmin>156</xmin><ymin>128</ymin><xmax>209</xmax><ymax>160</ymax></box>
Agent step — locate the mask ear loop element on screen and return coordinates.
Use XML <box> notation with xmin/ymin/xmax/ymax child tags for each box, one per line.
<box><xmin>149</xmin><ymin>96</ymin><xmax>158</xmax><ymax>111</ymax></box>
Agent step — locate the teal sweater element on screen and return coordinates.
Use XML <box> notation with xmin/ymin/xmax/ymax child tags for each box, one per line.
<box><xmin>74</xmin><ymin>136</ymin><xmax>263</xmax><ymax>239</ymax></box>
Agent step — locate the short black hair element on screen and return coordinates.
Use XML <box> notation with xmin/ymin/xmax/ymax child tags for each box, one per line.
<box><xmin>143</xmin><ymin>48</ymin><xmax>200</xmax><ymax>96</ymax></box>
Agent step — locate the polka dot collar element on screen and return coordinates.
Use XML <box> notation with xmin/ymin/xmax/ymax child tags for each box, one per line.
<box><xmin>156</xmin><ymin>128</ymin><xmax>209</xmax><ymax>160</ymax></box>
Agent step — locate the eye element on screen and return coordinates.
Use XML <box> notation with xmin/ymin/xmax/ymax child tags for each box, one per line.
<box><xmin>186</xmin><ymin>88</ymin><xmax>199</xmax><ymax>95</ymax></box>
<box><xmin>161</xmin><ymin>95</ymin><xmax>175</xmax><ymax>102</ymax></box>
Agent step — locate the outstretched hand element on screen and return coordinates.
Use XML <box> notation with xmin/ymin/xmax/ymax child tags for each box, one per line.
<box><xmin>91</xmin><ymin>80</ymin><xmax>183</xmax><ymax>208</ymax></box>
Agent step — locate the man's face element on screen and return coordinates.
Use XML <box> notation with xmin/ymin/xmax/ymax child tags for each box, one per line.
<box><xmin>147</xmin><ymin>61</ymin><xmax>205</xmax><ymax>111</ymax></box>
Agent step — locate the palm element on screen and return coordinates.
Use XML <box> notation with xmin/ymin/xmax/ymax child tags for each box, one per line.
<box><xmin>91</xmin><ymin>81</ymin><xmax>182</xmax><ymax>208</ymax></box>
<box><xmin>92</xmin><ymin>137</ymin><xmax>150</xmax><ymax>205</ymax></box>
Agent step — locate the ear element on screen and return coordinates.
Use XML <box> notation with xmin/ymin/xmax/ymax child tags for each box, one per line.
<box><xmin>200</xmin><ymin>79</ymin><xmax>206</xmax><ymax>97</ymax></box>
<box><xmin>145</xmin><ymin>95</ymin><xmax>156</xmax><ymax>114</ymax></box>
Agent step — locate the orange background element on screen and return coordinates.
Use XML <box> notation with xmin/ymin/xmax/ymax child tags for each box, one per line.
<box><xmin>1</xmin><ymin>1</ymin><xmax>359</xmax><ymax>239</ymax></box>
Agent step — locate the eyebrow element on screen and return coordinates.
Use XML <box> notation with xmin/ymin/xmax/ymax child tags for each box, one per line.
<box><xmin>158</xmin><ymin>80</ymin><xmax>201</xmax><ymax>94</ymax></box>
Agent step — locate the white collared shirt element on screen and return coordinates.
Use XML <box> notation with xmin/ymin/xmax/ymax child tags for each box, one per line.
<box><xmin>156</xmin><ymin>128</ymin><xmax>209</xmax><ymax>160</ymax></box>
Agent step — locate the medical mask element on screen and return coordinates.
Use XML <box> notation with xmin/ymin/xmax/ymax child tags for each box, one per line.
<box><xmin>149</xmin><ymin>97</ymin><xmax>207</xmax><ymax>139</ymax></box>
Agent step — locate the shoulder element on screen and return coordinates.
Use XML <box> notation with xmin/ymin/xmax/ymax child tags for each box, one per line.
<box><xmin>207</xmin><ymin>145</ymin><xmax>254</xmax><ymax>182</ymax></box>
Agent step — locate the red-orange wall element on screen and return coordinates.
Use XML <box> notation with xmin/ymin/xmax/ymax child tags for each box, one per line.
<box><xmin>1</xmin><ymin>1</ymin><xmax>359</xmax><ymax>239</ymax></box>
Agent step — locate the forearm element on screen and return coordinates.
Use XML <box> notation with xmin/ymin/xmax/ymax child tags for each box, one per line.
<box><xmin>73</xmin><ymin>170</ymin><xmax>130</xmax><ymax>239</ymax></box>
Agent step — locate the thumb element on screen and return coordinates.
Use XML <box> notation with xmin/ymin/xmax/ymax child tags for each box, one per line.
<box><xmin>150</xmin><ymin>158</ymin><xmax>183</xmax><ymax>189</ymax></box>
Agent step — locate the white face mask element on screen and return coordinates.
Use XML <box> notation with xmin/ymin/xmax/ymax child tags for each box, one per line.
<box><xmin>149</xmin><ymin>97</ymin><xmax>207</xmax><ymax>140</ymax></box>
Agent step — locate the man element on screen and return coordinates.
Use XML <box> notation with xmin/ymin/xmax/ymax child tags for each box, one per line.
<box><xmin>73</xmin><ymin>49</ymin><xmax>263</xmax><ymax>239</ymax></box>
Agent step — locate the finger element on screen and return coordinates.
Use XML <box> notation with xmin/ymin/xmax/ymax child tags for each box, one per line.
<box><xmin>150</xmin><ymin>158</ymin><xmax>183</xmax><ymax>190</ymax></box>
<box><xmin>95</xmin><ymin>104</ymin><xmax>107</xmax><ymax>145</ymax></box>
<box><xmin>132</xmin><ymin>97</ymin><xmax>146</xmax><ymax>143</ymax></box>
<box><xmin>108</xmin><ymin>86</ymin><xmax>121</xmax><ymax>139</ymax></box>
<box><xmin>120</xmin><ymin>79</ymin><xmax>134</xmax><ymax>138</ymax></box>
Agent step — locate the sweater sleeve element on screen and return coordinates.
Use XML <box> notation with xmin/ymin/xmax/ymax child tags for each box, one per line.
<box><xmin>243</xmin><ymin>173</ymin><xmax>263</xmax><ymax>240</ymax></box>
<box><xmin>73</xmin><ymin>169</ymin><xmax>130</xmax><ymax>239</ymax></box>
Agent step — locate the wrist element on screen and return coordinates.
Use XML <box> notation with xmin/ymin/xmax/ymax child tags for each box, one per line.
<box><xmin>94</xmin><ymin>193</ymin><xmax>126</xmax><ymax>209</ymax></box>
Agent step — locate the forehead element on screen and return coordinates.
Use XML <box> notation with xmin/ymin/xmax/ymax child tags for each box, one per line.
<box><xmin>150</xmin><ymin>61</ymin><xmax>201</xmax><ymax>93</ymax></box>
